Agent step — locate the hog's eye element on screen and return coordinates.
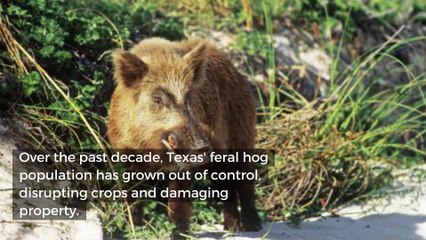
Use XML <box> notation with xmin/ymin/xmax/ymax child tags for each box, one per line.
<box><xmin>153</xmin><ymin>96</ymin><xmax>163</xmax><ymax>105</ymax></box>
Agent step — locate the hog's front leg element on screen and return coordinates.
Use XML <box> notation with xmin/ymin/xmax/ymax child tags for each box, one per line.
<box><xmin>238</xmin><ymin>163</ymin><xmax>261</xmax><ymax>231</ymax></box>
<box><xmin>168</xmin><ymin>179</ymin><xmax>192</xmax><ymax>238</ymax></box>
<box><xmin>238</xmin><ymin>182</ymin><xmax>261</xmax><ymax>231</ymax></box>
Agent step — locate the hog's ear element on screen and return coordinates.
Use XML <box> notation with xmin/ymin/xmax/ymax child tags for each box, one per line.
<box><xmin>184</xmin><ymin>42</ymin><xmax>208</xmax><ymax>82</ymax></box>
<box><xmin>113</xmin><ymin>51</ymin><xmax>148</xmax><ymax>88</ymax></box>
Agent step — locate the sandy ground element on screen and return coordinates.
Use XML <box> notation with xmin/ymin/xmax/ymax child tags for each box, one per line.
<box><xmin>198</xmin><ymin>167</ymin><xmax>426</xmax><ymax>240</ymax></box>
<box><xmin>0</xmin><ymin>134</ymin><xmax>103</xmax><ymax>240</ymax></box>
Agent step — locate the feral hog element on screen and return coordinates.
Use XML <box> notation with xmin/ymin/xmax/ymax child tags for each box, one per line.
<box><xmin>107</xmin><ymin>37</ymin><xmax>261</xmax><ymax>234</ymax></box>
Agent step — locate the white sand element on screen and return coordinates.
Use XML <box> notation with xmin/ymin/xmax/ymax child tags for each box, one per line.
<box><xmin>198</xmin><ymin>167</ymin><xmax>426</xmax><ymax>240</ymax></box>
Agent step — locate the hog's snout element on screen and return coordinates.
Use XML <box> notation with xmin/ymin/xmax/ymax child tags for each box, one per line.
<box><xmin>162</xmin><ymin>130</ymin><xmax>210</xmax><ymax>151</ymax></box>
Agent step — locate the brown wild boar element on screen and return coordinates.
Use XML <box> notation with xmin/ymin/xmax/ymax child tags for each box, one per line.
<box><xmin>107</xmin><ymin>37</ymin><xmax>261</xmax><ymax>234</ymax></box>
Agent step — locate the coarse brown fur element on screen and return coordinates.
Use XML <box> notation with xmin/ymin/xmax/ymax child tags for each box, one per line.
<box><xmin>107</xmin><ymin>37</ymin><xmax>261</xmax><ymax>235</ymax></box>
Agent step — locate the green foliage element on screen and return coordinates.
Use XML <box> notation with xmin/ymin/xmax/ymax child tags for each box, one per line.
<box><xmin>20</xmin><ymin>71</ymin><xmax>42</xmax><ymax>97</ymax></box>
<box><xmin>1</xmin><ymin>0</ymin><xmax>184</xmax><ymax>149</ymax></box>
<box><xmin>234</xmin><ymin>30</ymin><xmax>269</xmax><ymax>58</ymax></box>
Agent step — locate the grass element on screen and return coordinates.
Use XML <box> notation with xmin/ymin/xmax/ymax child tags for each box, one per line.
<box><xmin>1</xmin><ymin>0</ymin><xmax>426</xmax><ymax>238</ymax></box>
<box><xmin>256</xmin><ymin>12</ymin><xmax>424</xmax><ymax>225</ymax></box>
<box><xmin>253</xmin><ymin>1</ymin><xmax>425</xmax><ymax>222</ymax></box>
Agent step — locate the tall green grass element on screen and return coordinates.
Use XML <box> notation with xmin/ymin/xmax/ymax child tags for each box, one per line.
<box><xmin>252</xmin><ymin>0</ymin><xmax>425</xmax><ymax>225</ymax></box>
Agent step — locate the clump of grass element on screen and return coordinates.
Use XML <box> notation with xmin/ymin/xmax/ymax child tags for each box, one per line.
<box><xmin>256</xmin><ymin>106</ymin><xmax>383</xmax><ymax>221</ymax></box>
<box><xmin>246</xmin><ymin>0</ymin><xmax>426</xmax><ymax>222</ymax></box>
<box><xmin>255</xmin><ymin>34</ymin><xmax>426</xmax><ymax>221</ymax></box>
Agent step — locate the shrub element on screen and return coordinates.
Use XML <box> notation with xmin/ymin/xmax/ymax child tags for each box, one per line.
<box><xmin>0</xmin><ymin>0</ymin><xmax>184</xmax><ymax>149</ymax></box>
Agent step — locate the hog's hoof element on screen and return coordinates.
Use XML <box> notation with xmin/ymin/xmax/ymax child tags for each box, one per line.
<box><xmin>241</xmin><ymin>217</ymin><xmax>262</xmax><ymax>232</ymax></box>
<box><xmin>242</xmin><ymin>221</ymin><xmax>262</xmax><ymax>231</ymax></box>
<box><xmin>171</xmin><ymin>229</ymin><xmax>190</xmax><ymax>240</ymax></box>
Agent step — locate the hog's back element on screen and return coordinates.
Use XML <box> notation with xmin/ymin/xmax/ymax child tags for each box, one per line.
<box><xmin>184</xmin><ymin>39</ymin><xmax>256</xmax><ymax>150</ymax></box>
